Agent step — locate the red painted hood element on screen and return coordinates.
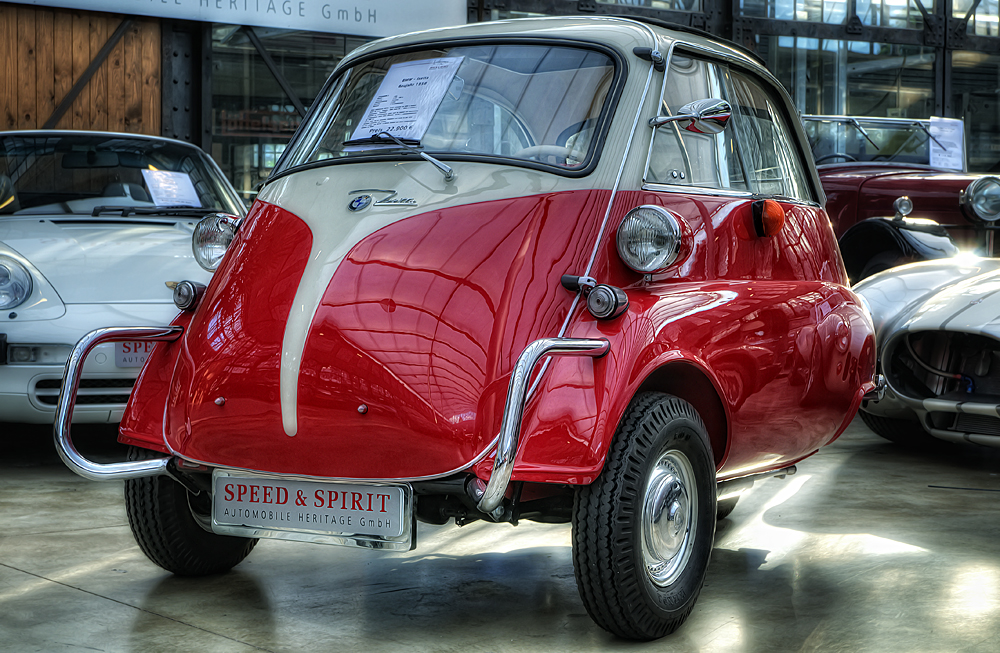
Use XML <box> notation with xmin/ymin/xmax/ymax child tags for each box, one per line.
<box><xmin>818</xmin><ymin>164</ymin><xmax>976</xmax><ymax>235</ymax></box>
<box><xmin>156</xmin><ymin>193</ymin><xmax>604</xmax><ymax>479</ymax></box>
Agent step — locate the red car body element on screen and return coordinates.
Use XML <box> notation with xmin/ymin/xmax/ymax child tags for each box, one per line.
<box><xmin>118</xmin><ymin>191</ymin><xmax>869</xmax><ymax>483</ymax></box>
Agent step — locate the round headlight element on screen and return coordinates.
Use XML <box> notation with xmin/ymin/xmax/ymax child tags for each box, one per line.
<box><xmin>962</xmin><ymin>176</ymin><xmax>1000</xmax><ymax>223</ymax></box>
<box><xmin>616</xmin><ymin>205</ymin><xmax>683</xmax><ymax>273</ymax></box>
<box><xmin>0</xmin><ymin>256</ymin><xmax>32</xmax><ymax>310</ymax></box>
<box><xmin>193</xmin><ymin>213</ymin><xmax>238</xmax><ymax>271</ymax></box>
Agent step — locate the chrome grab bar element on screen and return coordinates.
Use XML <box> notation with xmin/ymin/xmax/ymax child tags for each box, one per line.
<box><xmin>476</xmin><ymin>337</ymin><xmax>610</xmax><ymax>516</ymax></box>
<box><xmin>54</xmin><ymin>326</ymin><xmax>184</xmax><ymax>481</ymax></box>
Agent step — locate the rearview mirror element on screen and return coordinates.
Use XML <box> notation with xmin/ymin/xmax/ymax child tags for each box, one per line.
<box><xmin>62</xmin><ymin>151</ymin><xmax>120</xmax><ymax>168</ymax></box>
<box><xmin>648</xmin><ymin>98</ymin><xmax>732</xmax><ymax>135</ymax></box>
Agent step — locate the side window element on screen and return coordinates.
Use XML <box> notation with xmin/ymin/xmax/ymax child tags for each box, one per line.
<box><xmin>645</xmin><ymin>55</ymin><xmax>747</xmax><ymax>191</ymax></box>
<box><xmin>726</xmin><ymin>69</ymin><xmax>813</xmax><ymax>201</ymax></box>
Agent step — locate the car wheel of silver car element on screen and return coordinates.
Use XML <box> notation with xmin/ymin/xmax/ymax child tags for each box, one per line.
<box><xmin>572</xmin><ymin>392</ymin><xmax>716</xmax><ymax>640</ymax></box>
<box><xmin>124</xmin><ymin>446</ymin><xmax>257</xmax><ymax>576</ymax></box>
<box><xmin>859</xmin><ymin>410</ymin><xmax>940</xmax><ymax>448</ymax></box>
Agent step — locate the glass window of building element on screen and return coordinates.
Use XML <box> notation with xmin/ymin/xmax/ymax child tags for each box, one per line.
<box><xmin>211</xmin><ymin>26</ymin><xmax>372</xmax><ymax>204</ymax></box>
<box><xmin>756</xmin><ymin>36</ymin><xmax>935</xmax><ymax>118</ymax></box>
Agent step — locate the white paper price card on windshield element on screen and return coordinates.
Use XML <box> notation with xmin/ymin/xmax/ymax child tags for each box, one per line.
<box><xmin>350</xmin><ymin>57</ymin><xmax>464</xmax><ymax>143</ymax></box>
<box><xmin>141</xmin><ymin>169</ymin><xmax>202</xmax><ymax>207</ymax></box>
<box><xmin>929</xmin><ymin>116</ymin><xmax>965</xmax><ymax>172</ymax></box>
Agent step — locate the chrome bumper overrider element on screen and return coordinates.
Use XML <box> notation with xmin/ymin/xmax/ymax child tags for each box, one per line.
<box><xmin>54</xmin><ymin>326</ymin><xmax>183</xmax><ymax>481</ymax></box>
<box><xmin>473</xmin><ymin>337</ymin><xmax>610</xmax><ymax>517</ymax></box>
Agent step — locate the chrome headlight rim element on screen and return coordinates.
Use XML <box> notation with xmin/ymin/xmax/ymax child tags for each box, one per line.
<box><xmin>961</xmin><ymin>176</ymin><xmax>1000</xmax><ymax>224</ymax></box>
<box><xmin>192</xmin><ymin>213</ymin><xmax>239</xmax><ymax>272</ymax></box>
<box><xmin>0</xmin><ymin>255</ymin><xmax>33</xmax><ymax>311</ymax></box>
<box><xmin>616</xmin><ymin>205</ymin><xmax>683</xmax><ymax>274</ymax></box>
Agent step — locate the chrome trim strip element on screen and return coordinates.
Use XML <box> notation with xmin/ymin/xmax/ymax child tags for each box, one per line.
<box><xmin>641</xmin><ymin>182</ymin><xmax>755</xmax><ymax>199</ymax></box>
<box><xmin>54</xmin><ymin>326</ymin><xmax>183</xmax><ymax>481</ymax></box>
<box><xmin>477</xmin><ymin>337</ymin><xmax>610</xmax><ymax>515</ymax></box>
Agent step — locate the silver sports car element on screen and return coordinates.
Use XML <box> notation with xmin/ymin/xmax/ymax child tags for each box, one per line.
<box><xmin>856</xmin><ymin>253</ymin><xmax>1000</xmax><ymax>447</ymax></box>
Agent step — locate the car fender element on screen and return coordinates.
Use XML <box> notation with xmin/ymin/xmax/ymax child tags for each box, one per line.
<box><xmin>486</xmin><ymin>279</ymin><xmax>874</xmax><ymax>486</ymax></box>
<box><xmin>839</xmin><ymin>217</ymin><xmax>958</xmax><ymax>282</ymax></box>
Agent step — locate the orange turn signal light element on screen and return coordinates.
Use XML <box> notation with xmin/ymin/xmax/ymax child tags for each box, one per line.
<box><xmin>752</xmin><ymin>199</ymin><xmax>785</xmax><ymax>237</ymax></box>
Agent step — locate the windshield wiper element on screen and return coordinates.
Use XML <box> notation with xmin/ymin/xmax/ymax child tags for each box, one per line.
<box><xmin>341</xmin><ymin>131</ymin><xmax>455</xmax><ymax>182</ymax></box>
<box><xmin>91</xmin><ymin>205</ymin><xmax>214</xmax><ymax>217</ymax></box>
<box><xmin>847</xmin><ymin>118</ymin><xmax>880</xmax><ymax>151</ymax></box>
<box><xmin>910</xmin><ymin>121</ymin><xmax>948</xmax><ymax>152</ymax></box>
<box><xmin>342</xmin><ymin>134</ymin><xmax>421</xmax><ymax>148</ymax></box>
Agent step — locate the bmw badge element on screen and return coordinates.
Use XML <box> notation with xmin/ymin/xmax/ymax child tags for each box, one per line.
<box><xmin>348</xmin><ymin>194</ymin><xmax>373</xmax><ymax>212</ymax></box>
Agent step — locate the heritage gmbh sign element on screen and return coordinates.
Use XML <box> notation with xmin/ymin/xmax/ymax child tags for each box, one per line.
<box><xmin>6</xmin><ymin>0</ymin><xmax>466</xmax><ymax>38</ymax></box>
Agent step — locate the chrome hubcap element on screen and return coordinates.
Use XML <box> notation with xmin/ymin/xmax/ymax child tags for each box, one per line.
<box><xmin>641</xmin><ymin>449</ymin><xmax>697</xmax><ymax>587</ymax></box>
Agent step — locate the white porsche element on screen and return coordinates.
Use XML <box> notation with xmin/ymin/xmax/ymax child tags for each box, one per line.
<box><xmin>0</xmin><ymin>131</ymin><xmax>244</xmax><ymax>424</ymax></box>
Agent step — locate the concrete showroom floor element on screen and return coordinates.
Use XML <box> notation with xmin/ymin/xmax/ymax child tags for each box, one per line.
<box><xmin>3</xmin><ymin>416</ymin><xmax>1000</xmax><ymax>653</ymax></box>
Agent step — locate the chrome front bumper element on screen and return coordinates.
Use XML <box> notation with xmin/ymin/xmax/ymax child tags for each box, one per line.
<box><xmin>54</xmin><ymin>326</ymin><xmax>183</xmax><ymax>481</ymax></box>
<box><xmin>54</xmin><ymin>327</ymin><xmax>609</xmax><ymax>520</ymax></box>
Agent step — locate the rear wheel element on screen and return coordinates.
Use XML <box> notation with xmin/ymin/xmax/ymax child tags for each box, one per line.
<box><xmin>716</xmin><ymin>496</ymin><xmax>739</xmax><ymax>520</ymax></box>
<box><xmin>124</xmin><ymin>446</ymin><xmax>257</xmax><ymax>576</ymax></box>
<box><xmin>572</xmin><ymin>392</ymin><xmax>716</xmax><ymax>640</ymax></box>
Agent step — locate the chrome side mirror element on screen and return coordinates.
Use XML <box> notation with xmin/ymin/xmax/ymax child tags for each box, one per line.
<box><xmin>648</xmin><ymin>98</ymin><xmax>732</xmax><ymax>135</ymax></box>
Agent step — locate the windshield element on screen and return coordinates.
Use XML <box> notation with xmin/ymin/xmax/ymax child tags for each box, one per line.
<box><xmin>0</xmin><ymin>134</ymin><xmax>245</xmax><ymax>216</ymax></box>
<box><xmin>274</xmin><ymin>43</ymin><xmax>617</xmax><ymax>175</ymax></box>
<box><xmin>803</xmin><ymin>117</ymin><xmax>961</xmax><ymax>169</ymax></box>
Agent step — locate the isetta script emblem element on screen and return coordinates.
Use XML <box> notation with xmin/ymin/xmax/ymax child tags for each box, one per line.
<box><xmin>348</xmin><ymin>189</ymin><xmax>417</xmax><ymax>211</ymax></box>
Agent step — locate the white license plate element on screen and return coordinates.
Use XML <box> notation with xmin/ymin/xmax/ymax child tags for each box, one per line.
<box><xmin>211</xmin><ymin>471</ymin><xmax>413</xmax><ymax>550</ymax></box>
<box><xmin>114</xmin><ymin>341</ymin><xmax>156</xmax><ymax>368</ymax></box>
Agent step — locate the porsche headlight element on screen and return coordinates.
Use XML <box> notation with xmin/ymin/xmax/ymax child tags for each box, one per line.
<box><xmin>0</xmin><ymin>256</ymin><xmax>32</xmax><ymax>310</ymax></box>
<box><xmin>616</xmin><ymin>205</ymin><xmax>683</xmax><ymax>273</ymax></box>
<box><xmin>193</xmin><ymin>213</ymin><xmax>238</xmax><ymax>271</ymax></box>
<box><xmin>961</xmin><ymin>176</ymin><xmax>1000</xmax><ymax>224</ymax></box>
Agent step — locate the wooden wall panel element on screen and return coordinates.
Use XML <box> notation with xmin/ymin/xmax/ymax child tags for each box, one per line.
<box><xmin>123</xmin><ymin>19</ymin><xmax>142</xmax><ymax>132</ymax></box>
<box><xmin>89</xmin><ymin>15</ymin><xmax>108</xmax><ymax>131</ymax></box>
<box><xmin>52</xmin><ymin>10</ymin><xmax>73</xmax><ymax>129</ymax></box>
<box><xmin>107</xmin><ymin>33</ymin><xmax>125</xmax><ymax>130</ymax></box>
<box><xmin>0</xmin><ymin>4</ymin><xmax>16</xmax><ymax>130</ymax></box>
<box><xmin>140</xmin><ymin>19</ymin><xmax>160</xmax><ymax>136</ymax></box>
<box><xmin>16</xmin><ymin>6</ymin><xmax>36</xmax><ymax>128</ymax></box>
<box><xmin>70</xmin><ymin>10</ymin><xmax>90</xmax><ymax>129</ymax></box>
<box><xmin>35</xmin><ymin>10</ymin><xmax>54</xmax><ymax>127</ymax></box>
<box><xmin>0</xmin><ymin>3</ymin><xmax>161</xmax><ymax>135</ymax></box>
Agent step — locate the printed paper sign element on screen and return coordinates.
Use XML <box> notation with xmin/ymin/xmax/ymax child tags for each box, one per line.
<box><xmin>929</xmin><ymin>116</ymin><xmax>966</xmax><ymax>172</ymax></box>
<box><xmin>349</xmin><ymin>57</ymin><xmax>464</xmax><ymax>143</ymax></box>
<box><xmin>141</xmin><ymin>169</ymin><xmax>202</xmax><ymax>207</ymax></box>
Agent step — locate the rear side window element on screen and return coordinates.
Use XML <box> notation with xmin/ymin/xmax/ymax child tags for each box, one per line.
<box><xmin>645</xmin><ymin>52</ymin><xmax>814</xmax><ymax>203</ymax></box>
<box><xmin>726</xmin><ymin>69</ymin><xmax>812</xmax><ymax>200</ymax></box>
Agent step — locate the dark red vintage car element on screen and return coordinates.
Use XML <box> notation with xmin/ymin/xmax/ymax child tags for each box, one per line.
<box><xmin>55</xmin><ymin>17</ymin><xmax>878</xmax><ymax>640</ymax></box>
<box><xmin>804</xmin><ymin>115</ymin><xmax>1000</xmax><ymax>281</ymax></box>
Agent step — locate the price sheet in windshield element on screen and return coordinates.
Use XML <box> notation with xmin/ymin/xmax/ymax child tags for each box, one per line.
<box><xmin>349</xmin><ymin>57</ymin><xmax>464</xmax><ymax>143</ymax></box>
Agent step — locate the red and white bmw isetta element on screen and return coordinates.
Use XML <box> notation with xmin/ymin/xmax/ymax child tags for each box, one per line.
<box><xmin>55</xmin><ymin>16</ymin><xmax>879</xmax><ymax>640</ymax></box>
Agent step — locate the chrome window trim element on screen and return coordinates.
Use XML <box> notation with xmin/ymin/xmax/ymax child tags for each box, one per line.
<box><xmin>641</xmin><ymin>182</ymin><xmax>754</xmax><ymax>198</ymax></box>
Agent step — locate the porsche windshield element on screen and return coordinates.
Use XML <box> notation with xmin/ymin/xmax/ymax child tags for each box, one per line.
<box><xmin>275</xmin><ymin>43</ymin><xmax>617</xmax><ymax>175</ymax></box>
<box><xmin>0</xmin><ymin>134</ymin><xmax>244</xmax><ymax>216</ymax></box>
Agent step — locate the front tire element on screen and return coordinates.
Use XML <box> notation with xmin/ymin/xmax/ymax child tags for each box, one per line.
<box><xmin>859</xmin><ymin>411</ymin><xmax>939</xmax><ymax>448</ymax></box>
<box><xmin>124</xmin><ymin>446</ymin><xmax>257</xmax><ymax>576</ymax></box>
<box><xmin>572</xmin><ymin>392</ymin><xmax>716</xmax><ymax>640</ymax></box>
